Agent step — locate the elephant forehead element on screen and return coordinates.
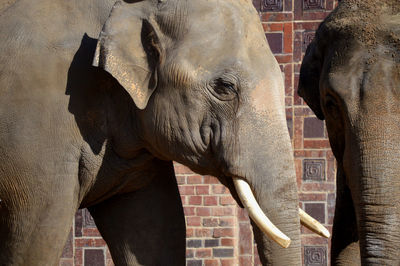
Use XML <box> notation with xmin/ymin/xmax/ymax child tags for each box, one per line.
<box><xmin>321</xmin><ymin>0</ymin><xmax>399</xmax><ymax>50</ymax></box>
<box><xmin>159</xmin><ymin>0</ymin><xmax>277</xmax><ymax>86</ymax></box>
<box><xmin>182</xmin><ymin>0</ymin><xmax>263</xmax><ymax>52</ymax></box>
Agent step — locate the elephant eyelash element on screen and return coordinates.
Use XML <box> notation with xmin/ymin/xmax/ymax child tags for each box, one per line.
<box><xmin>215</xmin><ymin>79</ymin><xmax>236</xmax><ymax>92</ymax></box>
<box><xmin>208</xmin><ymin>78</ymin><xmax>238</xmax><ymax>101</ymax></box>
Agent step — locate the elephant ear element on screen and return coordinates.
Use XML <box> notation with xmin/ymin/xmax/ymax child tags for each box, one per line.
<box><xmin>298</xmin><ymin>40</ymin><xmax>325</xmax><ymax>120</ymax></box>
<box><xmin>93</xmin><ymin>1</ymin><xmax>161</xmax><ymax>110</ymax></box>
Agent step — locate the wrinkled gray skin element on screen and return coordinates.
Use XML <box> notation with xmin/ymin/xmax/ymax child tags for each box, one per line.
<box><xmin>0</xmin><ymin>0</ymin><xmax>301</xmax><ymax>265</ymax></box>
<box><xmin>298</xmin><ymin>1</ymin><xmax>400</xmax><ymax>265</ymax></box>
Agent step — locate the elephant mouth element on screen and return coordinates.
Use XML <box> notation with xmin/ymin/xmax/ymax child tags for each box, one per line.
<box><xmin>232</xmin><ymin>176</ymin><xmax>330</xmax><ymax>248</ymax></box>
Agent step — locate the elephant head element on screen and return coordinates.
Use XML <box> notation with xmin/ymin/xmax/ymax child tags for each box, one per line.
<box><xmin>298</xmin><ymin>0</ymin><xmax>400</xmax><ymax>264</ymax></box>
<box><xmin>93</xmin><ymin>0</ymin><xmax>327</xmax><ymax>264</ymax></box>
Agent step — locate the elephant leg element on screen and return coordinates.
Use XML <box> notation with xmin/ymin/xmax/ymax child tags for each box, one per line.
<box><xmin>88</xmin><ymin>160</ymin><xmax>186</xmax><ymax>266</ymax></box>
<box><xmin>331</xmin><ymin>166</ymin><xmax>360</xmax><ymax>266</ymax></box>
<box><xmin>0</xmin><ymin>174</ymin><xmax>78</xmax><ymax>265</ymax></box>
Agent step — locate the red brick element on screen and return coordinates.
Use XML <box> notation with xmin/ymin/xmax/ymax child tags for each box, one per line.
<box><xmin>220</xmin><ymin>258</ymin><xmax>236</xmax><ymax>265</ymax></box>
<box><xmin>219</xmin><ymin>217</ymin><xmax>235</xmax><ymax>227</ymax></box>
<box><xmin>285</xmin><ymin>97</ymin><xmax>292</xmax><ymax>107</ymax></box>
<box><xmin>180</xmin><ymin>195</ymin><xmax>186</xmax><ymax>205</ymax></box>
<box><xmin>186</xmin><ymin>228</ymin><xmax>194</xmax><ymax>238</ymax></box>
<box><xmin>303</xmin><ymin>139</ymin><xmax>331</xmax><ymax>149</ymax></box>
<box><xmin>184</xmin><ymin>207</ymin><xmax>195</xmax><ymax>216</ymax></box>
<box><xmin>286</xmin><ymin>107</ymin><xmax>293</xmax><ymax>119</ymax></box>
<box><xmin>327</xmin><ymin>192</ymin><xmax>336</xmax><ymax>208</ymax></box>
<box><xmin>293</xmin><ymin>116</ymin><xmax>303</xmax><ymax>149</ymax></box>
<box><xmin>204</xmin><ymin>259</ymin><xmax>219</xmax><ymax>266</ymax></box>
<box><xmin>302</xmin><ymin>183</ymin><xmax>335</xmax><ymax>192</ymax></box>
<box><xmin>294</xmin><ymin>88</ymin><xmax>304</xmax><ymax>105</ymax></box>
<box><xmin>188</xmin><ymin>196</ymin><xmax>202</xmax><ymax>205</ymax></box>
<box><xmin>211</xmin><ymin>207</ymin><xmax>234</xmax><ymax>216</ymax></box>
<box><xmin>237</xmin><ymin>208</ymin><xmax>250</xmax><ymax>222</ymax></box>
<box><xmin>294</xmin><ymin>149</ymin><xmax>325</xmax><ymax>158</ymax></box>
<box><xmin>213</xmin><ymin>228</ymin><xmax>235</xmax><ymax>238</ymax></box>
<box><xmin>59</xmin><ymin>259</ymin><xmax>74</xmax><ymax>266</ymax></box>
<box><xmin>299</xmin><ymin>193</ymin><xmax>327</xmax><ymax>201</ymax></box>
<box><xmin>262</xmin><ymin>23</ymin><xmax>283</xmax><ymax>32</ymax></box>
<box><xmin>195</xmin><ymin>228</ymin><xmax>213</xmax><ymax>237</ymax></box>
<box><xmin>195</xmin><ymin>248</ymin><xmax>212</xmax><ymax>258</ymax></box>
<box><xmin>239</xmin><ymin>223</ymin><xmax>253</xmax><ymax>255</ymax></box>
<box><xmin>295</xmin><ymin>158</ymin><xmax>303</xmax><ymax>189</ymax></box>
<box><xmin>301</xmin><ymin>235</ymin><xmax>329</xmax><ymax>245</ymax></box>
<box><xmin>105</xmin><ymin>249</ymin><xmax>113</xmax><ymax>266</ymax></box>
<box><xmin>196</xmin><ymin>185</ymin><xmax>209</xmax><ymax>195</ymax></box>
<box><xmin>327</xmin><ymin>152</ymin><xmax>336</xmax><ymax>182</ymax></box>
<box><xmin>240</xmin><ymin>256</ymin><xmax>253</xmax><ymax>265</ymax></box>
<box><xmin>173</xmin><ymin>163</ymin><xmax>193</xmax><ymax>174</ymax></box>
<box><xmin>221</xmin><ymin>238</ymin><xmax>235</xmax><ymax>247</ymax></box>
<box><xmin>187</xmin><ymin>217</ymin><xmax>201</xmax><ymax>226</ymax></box>
<box><xmin>179</xmin><ymin>186</ymin><xmax>195</xmax><ymax>195</ymax></box>
<box><xmin>328</xmin><ymin>207</ymin><xmax>335</xmax><ymax>225</ymax></box>
<box><xmin>187</xmin><ymin>175</ymin><xmax>203</xmax><ymax>184</ymax></box>
<box><xmin>204</xmin><ymin>175</ymin><xmax>219</xmax><ymax>184</ymax></box>
<box><xmin>74</xmin><ymin>248</ymin><xmax>83</xmax><ymax>266</ymax></box>
<box><xmin>294</xmin><ymin>5</ymin><xmax>331</xmax><ymax>21</ymax></box>
<box><xmin>220</xmin><ymin>195</ymin><xmax>236</xmax><ymax>206</ymax></box>
<box><xmin>284</xmin><ymin>64</ymin><xmax>293</xmax><ymax>96</ymax></box>
<box><xmin>175</xmin><ymin>175</ymin><xmax>185</xmax><ymax>185</ymax></box>
<box><xmin>260</xmin><ymin>12</ymin><xmax>293</xmax><ymax>22</ymax></box>
<box><xmin>275</xmin><ymin>54</ymin><xmax>292</xmax><ymax>64</ymax></box>
<box><xmin>203</xmin><ymin>218</ymin><xmax>219</xmax><ymax>227</ymax></box>
<box><xmin>75</xmin><ymin>239</ymin><xmax>106</xmax><ymax>248</ymax></box>
<box><xmin>254</xmin><ymin>253</ymin><xmax>263</xmax><ymax>266</ymax></box>
<box><xmin>293</xmin><ymin>107</ymin><xmax>316</xmax><ymax>117</ymax></box>
<box><xmin>212</xmin><ymin>185</ymin><xmax>229</xmax><ymax>194</ymax></box>
<box><xmin>283</xmin><ymin>23</ymin><xmax>293</xmax><ymax>53</ymax></box>
<box><xmin>196</xmin><ymin>207</ymin><xmax>211</xmax><ymax>216</ymax></box>
<box><xmin>204</xmin><ymin>196</ymin><xmax>218</xmax><ymax>206</ymax></box>
<box><xmin>82</xmin><ymin>228</ymin><xmax>101</xmax><ymax>237</ymax></box>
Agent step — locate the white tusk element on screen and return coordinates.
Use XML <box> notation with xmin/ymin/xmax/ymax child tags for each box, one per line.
<box><xmin>233</xmin><ymin>177</ymin><xmax>291</xmax><ymax>248</ymax></box>
<box><xmin>299</xmin><ymin>208</ymin><xmax>330</xmax><ymax>238</ymax></box>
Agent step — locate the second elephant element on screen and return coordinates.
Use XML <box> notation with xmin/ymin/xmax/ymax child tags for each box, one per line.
<box><xmin>299</xmin><ymin>0</ymin><xmax>400</xmax><ymax>265</ymax></box>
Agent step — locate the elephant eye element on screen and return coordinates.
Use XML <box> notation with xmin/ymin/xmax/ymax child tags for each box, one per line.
<box><xmin>325</xmin><ymin>94</ymin><xmax>336</xmax><ymax>109</ymax></box>
<box><xmin>209</xmin><ymin>78</ymin><xmax>238</xmax><ymax>101</ymax></box>
<box><xmin>324</xmin><ymin>94</ymin><xmax>340</xmax><ymax>119</ymax></box>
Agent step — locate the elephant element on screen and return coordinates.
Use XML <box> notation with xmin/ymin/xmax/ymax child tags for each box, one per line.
<box><xmin>0</xmin><ymin>0</ymin><xmax>327</xmax><ymax>265</ymax></box>
<box><xmin>298</xmin><ymin>0</ymin><xmax>400</xmax><ymax>265</ymax></box>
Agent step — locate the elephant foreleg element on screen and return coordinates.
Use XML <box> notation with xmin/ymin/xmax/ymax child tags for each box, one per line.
<box><xmin>331</xmin><ymin>166</ymin><xmax>360</xmax><ymax>266</ymax></box>
<box><xmin>88</xmin><ymin>160</ymin><xmax>186</xmax><ymax>266</ymax></box>
<box><xmin>0</xmin><ymin>173</ymin><xmax>79</xmax><ymax>265</ymax></box>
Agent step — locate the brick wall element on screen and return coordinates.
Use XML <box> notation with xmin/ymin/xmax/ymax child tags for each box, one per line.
<box><xmin>59</xmin><ymin>1</ymin><xmax>340</xmax><ymax>265</ymax></box>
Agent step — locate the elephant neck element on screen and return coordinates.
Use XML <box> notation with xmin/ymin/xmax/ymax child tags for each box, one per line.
<box><xmin>78</xmin><ymin>139</ymin><xmax>161</xmax><ymax>208</ymax></box>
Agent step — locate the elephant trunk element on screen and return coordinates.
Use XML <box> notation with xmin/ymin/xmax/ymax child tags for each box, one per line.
<box><xmin>226</xmin><ymin>91</ymin><xmax>301</xmax><ymax>265</ymax></box>
<box><xmin>346</xmin><ymin>120</ymin><xmax>400</xmax><ymax>265</ymax></box>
